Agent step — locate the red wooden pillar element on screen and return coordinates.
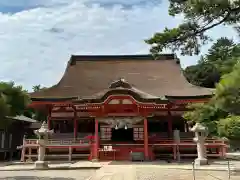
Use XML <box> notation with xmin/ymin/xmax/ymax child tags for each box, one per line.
<box><xmin>74</xmin><ymin>118</ymin><xmax>78</xmax><ymax>139</ymax></box>
<box><xmin>93</xmin><ymin>119</ymin><xmax>99</xmax><ymax>161</ymax></box>
<box><xmin>168</xmin><ymin>111</ymin><xmax>175</xmax><ymax>160</ymax></box>
<box><xmin>168</xmin><ymin>111</ymin><xmax>173</xmax><ymax>136</ymax></box>
<box><xmin>73</xmin><ymin>107</ymin><xmax>78</xmax><ymax>139</ymax></box>
<box><xmin>47</xmin><ymin>106</ymin><xmax>52</xmax><ymax>130</ymax></box>
<box><xmin>144</xmin><ymin>118</ymin><xmax>149</xmax><ymax>160</ymax></box>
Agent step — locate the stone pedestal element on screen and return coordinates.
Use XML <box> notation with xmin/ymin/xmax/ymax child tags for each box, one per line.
<box><xmin>194</xmin><ymin>139</ymin><xmax>208</xmax><ymax>165</ymax></box>
<box><xmin>194</xmin><ymin>158</ymin><xmax>208</xmax><ymax>166</ymax></box>
<box><xmin>37</xmin><ymin>141</ymin><xmax>46</xmax><ymax>161</ymax></box>
<box><xmin>91</xmin><ymin>158</ymin><xmax>99</xmax><ymax>162</ymax></box>
<box><xmin>34</xmin><ymin>161</ymin><xmax>49</xmax><ymax>169</ymax></box>
<box><xmin>144</xmin><ymin>156</ymin><xmax>151</xmax><ymax>161</ymax></box>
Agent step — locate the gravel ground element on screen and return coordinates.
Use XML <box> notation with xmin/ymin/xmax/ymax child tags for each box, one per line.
<box><xmin>0</xmin><ymin>170</ymin><xmax>96</xmax><ymax>180</ymax></box>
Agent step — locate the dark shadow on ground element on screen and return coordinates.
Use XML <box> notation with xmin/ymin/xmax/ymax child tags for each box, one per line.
<box><xmin>108</xmin><ymin>160</ymin><xmax>172</xmax><ymax>165</ymax></box>
<box><xmin>107</xmin><ymin>159</ymin><xmax>195</xmax><ymax>165</ymax></box>
<box><xmin>0</xmin><ymin>177</ymin><xmax>76</xmax><ymax>180</ymax></box>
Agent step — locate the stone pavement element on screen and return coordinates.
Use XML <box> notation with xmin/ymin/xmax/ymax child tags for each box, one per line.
<box><xmin>226</xmin><ymin>152</ymin><xmax>240</xmax><ymax>160</ymax></box>
<box><xmin>0</xmin><ymin>166</ymin><xmax>239</xmax><ymax>180</ymax></box>
<box><xmin>1</xmin><ymin>160</ymin><xmax>240</xmax><ymax>180</ymax></box>
<box><xmin>0</xmin><ymin>169</ymin><xmax>96</xmax><ymax>180</ymax></box>
<box><xmin>88</xmin><ymin>164</ymin><xmax>136</xmax><ymax>180</ymax></box>
<box><xmin>135</xmin><ymin>167</ymin><xmax>240</xmax><ymax>180</ymax></box>
<box><xmin>105</xmin><ymin>160</ymin><xmax>240</xmax><ymax>171</ymax></box>
<box><xmin>87</xmin><ymin>161</ymin><xmax>240</xmax><ymax>180</ymax></box>
<box><xmin>0</xmin><ymin>161</ymin><xmax>102</xmax><ymax>171</ymax></box>
<box><xmin>1</xmin><ymin>160</ymin><xmax>240</xmax><ymax>171</ymax></box>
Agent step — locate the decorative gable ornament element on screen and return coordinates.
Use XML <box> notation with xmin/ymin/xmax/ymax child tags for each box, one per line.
<box><xmin>109</xmin><ymin>78</ymin><xmax>132</xmax><ymax>89</ymax></box>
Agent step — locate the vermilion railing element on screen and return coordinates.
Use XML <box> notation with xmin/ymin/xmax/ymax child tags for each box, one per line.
<box><xmin>150</xmin><ymin>138</ymin><xmax>227</xmax><ymax>145</ymax></box>
<box><xmin>23</xmin><ymin>138</ymin><xmax>91</xmax><ymax>146</ymax></box>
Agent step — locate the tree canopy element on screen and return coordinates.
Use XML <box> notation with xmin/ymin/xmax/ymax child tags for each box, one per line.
<box><xmin>183</xmin><ymin>102</ymin><xmax>227</xmax><ymax>135</ymax></box>
<box><xmin>146</xmin><ymin>1</ymin><xmax>240</xmax><ymax>56</ymax></box>
<box><xmin>162</xmin><ymin>1</ymin><xmax>240</xmax><ymax>140</ymax></box>
<box><xmin>184</xmin><ymin>61</ymin><xmax>240</xmax><ymax>139</ymax></box>
<box><xmin>32</xmin><ymin>84</ymin><xmax>47</xmax><ymax>92</ymax></box>
<box><xmin>184</xmin><ymin>62</ymin><xmax>220</xmax><ymax>88</ymax></box>
<box><xmin>27</xmin><ymin>85</ymin><xmax>47</xmax><ymax>122</ymax></box>
<box><xmin>0</xmin><ymin>82</ymin><xmax>30</xmax><ymax>128</ymax></box>
<box><xmin>184</xmin><ymin>37</ymin><xmax>240</xmax><ymax>88</ymax></box>
<box><xmin>214</xmin><ymin>61</ymin><xmax>240</xmax><ymax>115</ymax></box>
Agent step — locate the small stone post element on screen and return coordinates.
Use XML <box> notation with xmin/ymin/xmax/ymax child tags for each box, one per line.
<box><xmin>190</xmin><ymin>123</ymin><xmax>208</xmax><ymax>166</ymax></box>
<box><xmin>34</xmin><ymin>122</ymin><xmax>53</xmax><ymax>169</ymax></box>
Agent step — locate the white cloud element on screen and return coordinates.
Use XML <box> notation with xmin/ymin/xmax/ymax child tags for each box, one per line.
<box><xmin>0</xmin><ymin>0</ymin><xmax>238</xmax><ymax>91</ymax></box>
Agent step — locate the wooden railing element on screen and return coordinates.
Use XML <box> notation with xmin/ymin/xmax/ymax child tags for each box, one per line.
<box><xmin>23</xmin><ymin>138</ymin><xmax>91</xmax><ymax>147</ymax></box>
<box><xmin>48</xmin><ymin>138</ymin><xmax>90</xmax><ymax>145</ymax></box>
<box><xmin>24</xmin><ymin>137</ymin><xmax>226</xmax><ymax>146</ymax></box>
<box><xmin>151</xmin><ymin>138</ymin><xmax>227</xmax><ymax>145</ymax></box>
<box><xmin>24</xmin><ymin>139</ymin><xmax>38</xmax><ymax>145</ymax></box>
<box><xmin>20</xmin><ymin>137</ymin><xmax>228</xmax><ymax>161</ymax></box>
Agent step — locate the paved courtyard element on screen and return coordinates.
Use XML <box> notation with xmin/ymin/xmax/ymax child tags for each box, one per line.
<box><xmin>136</xmin><ymin>167</ymin><xmax>239</xmax><ymax>180</ymax></box>
<box><xmin>0</xmin><ymin>169</ymin><xmax>96</xmax><ymax>180</ymax></box>
<box><xmin>0</xmin><ymin>164</ymin><xmax>240</xmax><ymax>180</ymax></box>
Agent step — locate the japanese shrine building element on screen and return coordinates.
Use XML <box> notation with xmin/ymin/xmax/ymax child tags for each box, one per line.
<box><xmin>20</xmin><ymin>54</ymin><xmax>227</xmax><ymax>162</ymax></box>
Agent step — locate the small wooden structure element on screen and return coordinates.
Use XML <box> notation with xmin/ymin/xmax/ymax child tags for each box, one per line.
<box><xmin>19</xmin><ymin>54</ymin><xmax>228</xmax><ymax>161</ymax></box>
<box><xmin>0</xmin><ymin>116</ymin><xmax>37</xmax><ymax>160</ymax></box>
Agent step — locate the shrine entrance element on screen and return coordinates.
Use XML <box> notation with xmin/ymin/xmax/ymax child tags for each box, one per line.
<box><xmin>111</xmin><ymin>128</ymin><xmax>134</xmax><ymax>142</ymax></box>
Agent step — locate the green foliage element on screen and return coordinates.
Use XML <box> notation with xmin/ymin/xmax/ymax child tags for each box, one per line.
<box><xmin>217</xmin><ymin>56</ymin><xmax>239</xmax><ymax>75</ymax></box>
<box><xmin>214</xmin><ymin>62</ymin><xmax>240</xmax><ymax>115</ymax></box>
<box><xmin>183</xmin><ymin>102</ymin><xmax>227</xmax><ymax>135</ymax></box>
<box><xmin>184</xmin><ymin>38</ymin><xmax>240</xmax><ymax>88</ymax></box>
<box><xmin>184</xmin><ymin>61</ymin><xmax>240</xmax><ymax>138</ymax></box>
<box><xmin>150</xmin><ymin>1</ymin><xmax>240</xmax><ymax>140</ymax></box>
<box><xmin>32</xmin><ymin>110</ymin><xmax>47</xmax><ymax>122</ymax></box>
<box><xmin>184</xmin><ymin>63</ymin><xmax>220</xmax><ymax>88</ymax></box>
<box><xmin>206</xmin><ymin>38</ymin><xmax>240</xmax><ymax>75</ymax></box>
<box><xmin>0</xmin><ymin>82</ymin><xmax>30</xmax><ymax>116</ymax></box>
<box><xmin>0</xmin><ymin>97</ymin><xmax>11</xmax><ymax>128</ymax></box>
<box><xmin>218</xmin><ymin>115</ymin><xmax>240</xmax><ymax>140</ymax></box>
<box><xmin>205</xmin><ymin>37</ymin><xmax>240</xmax><ymax>64</ymax></box>
<box><xmin>0</xmin><ymin>82</ymin><xmax>30</xmax><ymax>128</ymax></box>
<box><xmin>24</xmin><ymin>84</ymin><xmax>47</xmax><ymax>122</ymax></box>
<box><xmin>0</xmin><ymin>95</ymin><xmax>10</xmax><ymax>119</ymax></box>
<box><xmin>146</xmin><ymin>1</ymin><xmax>240</xmax><ymax>56</ymax></box>
<box><xmin>32</xmin><ymin>84</ymin><xmax>47</xmax><ymax>92</ymax></box>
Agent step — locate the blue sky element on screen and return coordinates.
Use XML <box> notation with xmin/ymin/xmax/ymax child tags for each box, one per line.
<box><xmin>0</xmin><ymin>0</ymin><xmax>238</xmax><ymax>91</ymax></box>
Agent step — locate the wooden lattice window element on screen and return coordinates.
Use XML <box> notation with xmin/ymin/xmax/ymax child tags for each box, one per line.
<box><xmin>100</xmin><ymin>127</ymin><xmax>112</xmax><ymax>140</ymax></box>
<box><xmin>133</xmin><ymin>127</ymin><xmax>144</xmax><ymax>140</ymax></box>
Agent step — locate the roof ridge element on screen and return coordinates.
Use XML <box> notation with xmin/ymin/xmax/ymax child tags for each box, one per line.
<box><xmin>69</xmin><ymin>54</ymin><xmax>179</xmax><ymax>65</ymax></box>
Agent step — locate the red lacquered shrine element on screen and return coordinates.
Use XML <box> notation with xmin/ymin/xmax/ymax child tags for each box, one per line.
<box><xmin>20</xmin><ymin>54</ymin><xmax>227</xmax><ymax>162</ymax></box>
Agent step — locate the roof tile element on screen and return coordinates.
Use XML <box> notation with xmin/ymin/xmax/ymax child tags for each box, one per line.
<box><xmin>30</xmin><ymin>54</ymin><xmax>213</xmax><ymax>99</ymax></box>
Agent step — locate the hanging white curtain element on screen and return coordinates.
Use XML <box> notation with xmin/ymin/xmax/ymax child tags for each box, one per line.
<box><xmin>98</xmin><ymin>117</ymin><xmax>144</xmax><ymax>128</ymax></box>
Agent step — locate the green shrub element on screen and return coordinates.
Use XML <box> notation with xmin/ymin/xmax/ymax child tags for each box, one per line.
<box><xmin>218</xmin><ymin>115</ymin><xmax>240</xmax><ymax>140</ymax></box>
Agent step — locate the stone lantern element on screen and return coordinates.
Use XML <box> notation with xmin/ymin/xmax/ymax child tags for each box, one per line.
<box><xmin>190</xmin><ymin>123</ymin><xmax>208</xmax><ymax>165</ymax></box>
<box><xmin>34</xmin><ymin>121</ymin><xmax>54</xmax><ymax>169</ymax></box>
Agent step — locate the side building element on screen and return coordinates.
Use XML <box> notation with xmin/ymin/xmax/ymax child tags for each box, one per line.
<box><xmin>20</xmin><ymin>54</ymin><xmax>227</xmax><ymax>161</ymax></box>
<box><xmin>0</xmin><ymin>116</ymin><xmax>37</xmax><ymax>161</ymax></box>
